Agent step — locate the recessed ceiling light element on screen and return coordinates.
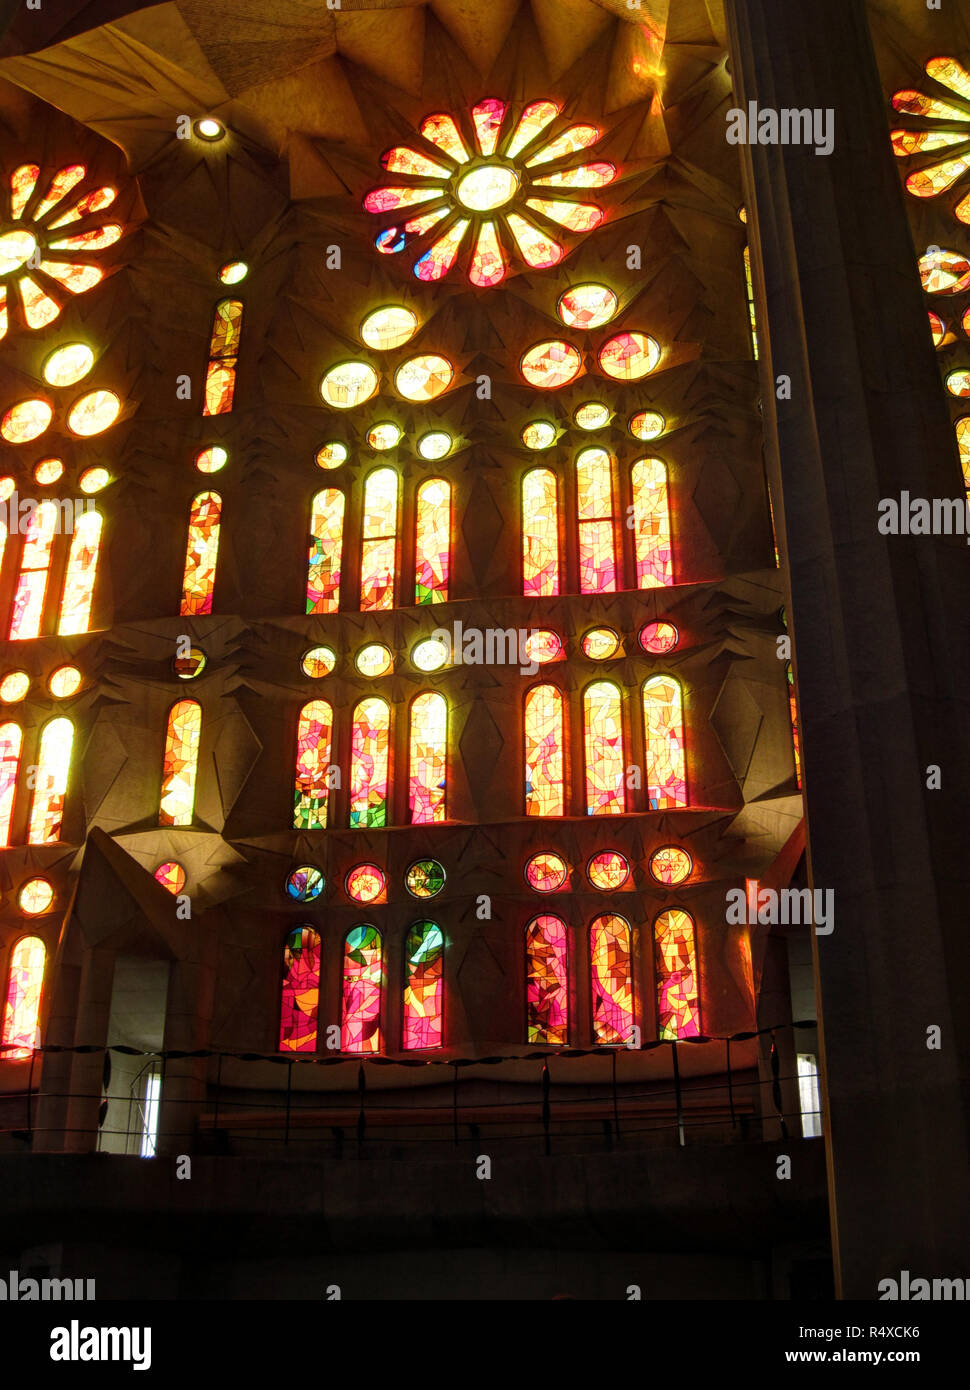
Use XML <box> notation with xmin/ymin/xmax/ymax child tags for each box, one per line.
<box><xmin>194</xmin><ymin>118</ymin><xmax>225</xmax><ymax>142</ymax></box>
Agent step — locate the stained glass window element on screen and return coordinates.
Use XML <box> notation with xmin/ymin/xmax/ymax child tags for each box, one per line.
<box><xmin>631</xmin><ymin>457</ymin><xmax>672</xmax><ymax>589</ymax></box>
<box><xmin>521</xmin><ymin>340</ymin><xmax>582</xmax><ymax>389</ymax></box>
<box><xmin>642</xmin><ymin>676</ymin><xmax>687</xmax><ymax>809</ymax></box>
<box><xmin>320</xmin><ymin>361</ymin><xmax>379</xmax><ymax>409</ymax></box>
<box><xmin>415</xmin><ymin>478</ymin><xmax>450</xmax><ymax>603</ymax></box>
<box><xmin>202</xmin><ymin>299</ymin><xmax>243</xmax><ymax>416</ymax></box>
<box><xmin>405</xmin><ymin>859</ymin><xmax>446</xmax><ymax>898</ymax></box>
<box><xmin>576</xmin><ymin>447</ymin><xmax>617</xmax><ymax>593</ymax></box>
<box><xmin>588</xmin><ymin>850</ymin><xmax>629</xmax><ymax>890</ymax></box>
<box><xmin>524</xmin><ymin>684</ymin><xmax>565</xmax><ymax>817</ymax></box>
<box><xmin>67</xmin><ymin>390</ymin><xmax>119</xmax><ymax>437</ymax></box>
<box><xmin>526</xmin><ymin>915</ymin><xmax>568</xmax><ymax>1044</ymax></box>
<box><xmin>341</xmin><ymin>925</ymin><xmax>383</xmax><ymax>1053</ymax></box>
<box><xmin>58</xmin><ymin>508</ymin><xmax>102</xmax><ymax>634</ymax></box>
<box><xmin>409</xmin><ymin>692</ymin><xmax>447</xmax><ymax>824</ymax></box>
<box><xmin>598</xmin><ymin>332</ymin><xmax>660</xmax><ymax>380</ymax></box>
<box><xmin>294</xmin><ymin>700</ymin><xmax>333</xmax><ymax>830</ymax></box>
<box><xmin>27</xmin><ymin>716</ymin><xmax>73</xmax><ymax>844</ymax></box>
<box><xmin>158</xmin><ymin>700</ymin><xmax>201</xmax><ymax>827</ymax></box>
<box><xmin>9</xmin><ymin>499</ymin><xmax>56</xmax><ymax>639</ymax></box>
<box><xmin>654</xmin><ymin>908</ymin><xmax>700</xmax><ymax>1039</ymax></box>
<box><xmin>180</xmin><ymin>492</ymin><xmax>221</xmax><ymax>617</ymax></box>
<box><xmin>2</xmin><ymin>936</ymin><xmax>45</xmax><ymax>1059</ymax></box>
<box><xmin>0</xmin><ymin>722</ymin><xmax>22</xmax><ymax>846</ymax></box>
<box><xmin>279</xmin><ymin>926</ymin><xmax>321</xmax><ymax>1053</ymax></box>
<box><xmin>350</xmin><ymin>697</ymin><xmax>390</xmax><ymax>828</ymax></box>
<box><xmin>649</xmin><ymin>846</ymin><xmax>692</xmax><ymax>886</ymax></box>
<box><xmin>787</xmin><ymin>662</ymin><xmax>802</xmax><ymax>789</ymax></box>
<box><xmin>583</xmin><ymin>681</ymin><xmax>625</xmax><ymax>815</ymax></box>
<box><xmin>525</xmin><ymin>851</ymin><xmax>568</xmax><ymax>892</ymax></box>
<box><xmin>346</xmin><ymin>864</ymin><xmax>385</xmax><ymax>904</ymax></box>
<box><xmin>403</xmin><ymin>921</ymin><xmax>444</xmax><ymax>1050</ymax></box>
<box><xmin>306</xmin><ymin>488</ymin><xmax>344</xmax><ymax>615</ymax></box>
<box><xmin>360</xmin><ymin>468</ymin><xmax>398</xmax><ymax>611</ymax></box>
<box><xmin>522</xmin><ymin>468</ymin><xmax>560</xmax><ymax>596</ymax></box>
<box><xmin>590</xmin><ymin>914</ymin><xmax>634</xmax><ymax>1045</ymax></box>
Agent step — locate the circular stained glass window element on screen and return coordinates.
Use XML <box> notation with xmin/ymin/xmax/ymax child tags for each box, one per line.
<box><xmin>195</xmin><ymin>446</ymin><xmax>227</xmax><ymax>474</ymax></box>
<box><xmin>522</xmin><ymin>420</ymin><xmax>557</xmax><ymax>450</ymax></box>
<box><xmin>34</xmin><ymin>458</ymin><xmax>63</xmax><ymax>485</ymax></box>
<box><xmin>520</xmin><ymin>340</ymin><xmax>582</xmax><ymax>390</ymax></box>
<box><xmin>598</xmin><ymin>332</ymin><xmax>661</xmax><ymax>381</ymax></box>
<box><xmin>316</xmin><ymin>441</ymin><xmax>348</xmax><ymax>469</ymax></box>
<box><xmin>367</xmin><ymin>421</ymin><xmax>402</xmax><ymax>450</ymax></box>
<box><xmin>0</xmin><ymin>478</ymin><xmax>14</xmax><ymax>501</ymax></box>
<box><xmin>360</xmin><ymin>305</ymin><xmax>418</xmax><ymax>351</ymax></box>
<box><xmin>557</xmin><ymin>284</ymin><xmax>618</xmax><ymax>330</ymax></box>
<box><xmin>588</xmin><ymin>850</ymin><xmax>630</xmax><ymax>890</ymax></box>
<box><xmin>629</xmin><ymin>409</ymin><xmax>665</xmax><ymax>441</ymax></box>
<box><xmin>412</xmin><ymin>637</ymin><xmax>449</xmax><ymax>672</ymax></box>
<box><xmin>405</xmin><ymin>858</ymin><xmax>446</xmax><ymax>898</ymax></box>
<box><xmin>79</xmin><ymin>466</ymin><xmax>110</xmax><ymax>493</ymax></box>
<box><xmin>525</xmin><ymin>851</ymin><xmax>567</xmax><ymax>892</ymax></box>
<box><xmin>68</xmin><ymin>389</ymin><xmax>121</xmax><ymax>436</ymax></box>
<box><xmin>582</xmin><ymin>628</ymin><xmax>620</xmax><ymax>660</ymax></box>
<box><xmin>918</xmin><ymin>248</ymin><xmax>970</xmax><ymax>295</ymax></box>
<box><xmin>418</xmin><ymin>430</ymin><xmax>452</xmax><ymax>460</ymax></box>
<box><xmin>48</xmin><ymin>665</ymin><xmax>82</xmax><ymax>697</ymax></box>
<box><xmin>1</xmin><ymin>399</ymin><xmax>52</xmax><ymax>444</ymax></box>
<box><xmin>946</xmin><ymin>369</ymin><xmax>970</xmax><ymax>397</ymax></box>
<box><xmin>219</xmin><ymin>261</ymin><xmax>248</xmax><ymax>285</ymax></box>
<box><xmin>153</xmin><ymin>861</ymin><xmax>187</xmax><ymax>895</ymax></box>
<box><xmin>43</xmin><ymin>342</ymin><xmax>94</xmax><ymax>387</ymax></box>
<box><xmin>302</xmin><ymin>645</ymin><xmax>337</xmax><ymax>678</ymax></box>
<box><xmin>19</xmin><ymin>878</ymin><xmax>53</xmax><ymax>915</ymax></box>
<box><xmin>574</xmin><ymin>401</ymin><xmax>610</xmax><ymax>431</ymax></box>
<box><xmin>639</xmin><ymin>621</ymin><xmax>679</xmax><ymax>654</ymax></box>
<box><xmin>356</xmin><ymin>643</ymin><xmax>392</xmax><ymax>677</ymax></box>
<box><xmin>0</xmin><ymin>229</ymin><xmax>37</xmax><ymax>275</ymax></box>
<box><xmin>286</xmin><ymin>865</ymin><xmax>325</xmax><ymax>902</ymax></box>
<box><xmin>174</xmin><ymin>646</ymin><xmax>207</xmax><ymax>679</ymax></box>
<box><xmin>320</xmin><ymin>361</ymin><xmax>379</xmax><ymax>410</ymax></box>
<box><xmin>524</xmin><ymin>630</ymin><xmax>562</xmax><ymax>664</ymax></box>
<box><xmin>0</xmin><ymin>671</ymin><xmax>29</xmax><ymax>702</ymax></box>
<box><xmin>649</xmin><ymin>845</ymin><xmax>692</xmax><ymax>886</ymax></box>
<box><xmin>346</xmin><ymin>863</ymin><xmax>386</xmax><ymax>903</ymax></box>
<box><xmin>394</xmin><ymin>354</ymin><xmax>453</xmax><ymax>401</ymax></box>
<box><xmin>456</xmin><ymin>164</ymin><xmax>519</xmax><ymax>211</ymax></box>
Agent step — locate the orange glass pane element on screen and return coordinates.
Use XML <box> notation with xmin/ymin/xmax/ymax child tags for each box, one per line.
<box><xmin>583</xmin><ymin>680</ymin><xmax>625</xmax><ymax>815</ymax></box>
<box><xmin>643</xmin><ymin>675</ymin><xmax>687</xmax><ymax>808</ymax></box>
<box><xmin>294</xmin><ymin>699</ymin><xmax>333</xmax><ymax>829</ymax></box>
<box><xmin>19</xmin><ymin>277</ymin><xmax>61</xmax><ymax>329</ymax></box>
<box><xmin>2</xmin><ymin>936</ymin><xmax>46</xmax><ymax>1060</ymax></box>
<box><xmin>599</xmin><ymin>331</ymin><xmax>661</xmax><ymax>380</ymax></box>
<box><xmin>532</xmin><ymin>162</ymin><xmax>616</xmax><ymax>189</ymax></box>
<box><xmin>364</xmin><ymin>186</ymin><xmax>445</xmax><ymax>214</ymax></box>
<box><xmin>472</xmin><ymin>98</ymin><xmax>506</xmax><ymax>155</ymax></box>
<box><xmin>58</xmin><ymin>509</ymin><xmax>102</xmax><ymax>635</ymax></box>
<box><xmin>47</xmin><ymin>186</ymin><xmax>117</xmax><ymax>228</ymax></box>
<box><xmin>590</xmin><ymin>914</ymin><xmax>634</xmax><ymax>1044</ymax></box>
<box><xmin>414</xmin><ymin>219</ymin><xmax>469</xmax><ymax>281</ymax></box>
<box><xmin>0</xmin><ymin>722</ymin><xmax>22</xmax><ymax>847</ymax></box>
<box><xmin>48</xmin><ymin>224</ymin><xmax>123</xmax><ymax>251</ymax></box>
<box><xmin>521</xmin><ymin>339</ymin><xmax>582</xmax><ymax>389</ymax></box>
<box><xmin>506</xmin><ymin>100</ymin><xmax>560</xmax><ymax>159</ymax></box>
<box><xmin>420</xmin><ymin>113</ymin><xmax>470</xmax><ymax>163</ymax></box>
<box><xmin>576</xmin><ymin>447</ymin><xmax>617</xmax><ymax>594</ymax></box>
<box><xmin>631</xmin><ymin>457</ymin><xmax>672</xmax><ymax>588</ymax></box>
<box><xmin>159</xmin><ymin>701</ymin><xmax>201</xmax><ymax>827</ymax></box>
<box><xmin>890</xmin><ymin>89</ymin><xmax>966</xmax><ymax>120</ymax></box>
<box><xmin>506</xmin><ymin>212</ymin><xmax>563</xmax><ymax>269</ymax></box>
<box><xmin>655</xmin><ymin>908</ymin><xmax>700</xmax><ymax>1039</ymax></box>
<box><xmin>9</xmin><ymin>500</ymin><xmax>57</xmax><ymax>640</ymax></box>
<box><xmin>925</xmin><ymin>55</ymin><xmax>970</xmax><ymax>100</ymax></box>
<box><xmin>526</xmin><ymin>125</ymin><xmax>600</xmax><ymax>167</ymax></box>
<box><xmin>522</xmin><ymin>468</ymin><xmax>560</xmax><ymax>597</ymax></box>
<box><xmin>524</xmin><ymin>684</ymin><xmax>564</xmax><ymax>817</ymax></box>
<box><xmin>306</xmin><ymin>488</ymin><xmax>344</xmax><ymax>615</ymax></box>
<box><xmin>180</xmin><ymin>492</ymin><xmax>221</xmax><ymax>616</ymax></box>
<box><xmin>414</xmin><ymin>478</ymin><xmax>450</xmax><ymax>603</ymax></box>
<box><xmin>10</xmin><ymin>164</ymin><xmax>39</xmax><ymax>219</ymax></box>
<box><xmin>33</xmin><ymin>165</ymin><xmax>86</xmax><ymax>220</ymax></box>
<box><xmin>380</xmin><ymin>147</ymin><xmax>451</xmax><ymax>177</ymax></box>
<box><xmin>27</xmin><ymin>717</ymin><xmax>73</xmax><ymax>843</ymax></box>
<box><xmin>38</xmin><ymin>260</ymin><xmax>103</xmax><ymax>294</ymax></box>
<box><xmin>468</xmin><ymin>220</ymin><xmax>506</xmax><ymax>287</ymax></box>
<box><xmin>360</xmin><ymin>468</ymin><xmax>398</xmax><ymax>611</ymax></box>
<box><xmin>526</xmin><ymin>197</ymin><xmax>603</xmax><ymax>232</ymax></box>
<box><xmin>409</xmin><ymin>691</ymin><xmax>447</xmax><ymax>824</ymax></box>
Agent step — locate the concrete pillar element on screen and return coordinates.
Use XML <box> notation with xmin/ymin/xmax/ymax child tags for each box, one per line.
<box><xmin>726</xmin><ymin>0</ymin><xmax>970</xmax><ymax>1296</ymax></box>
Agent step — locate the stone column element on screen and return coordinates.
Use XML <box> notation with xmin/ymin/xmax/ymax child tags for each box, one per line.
<box><xmin>726</xmin><ymin>0</ymin><xmax>970</xmax><ymax>1297</ymax></box>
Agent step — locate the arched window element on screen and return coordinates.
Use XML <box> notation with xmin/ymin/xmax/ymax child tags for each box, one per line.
<box><xmin>2</xmin><ymin>936</ymin><xmax>46</xmax><ymax>1060</ymax></box>
<box><xmin>408</xmin><ymin>692</ymin><xmax>447</xmax><ymax>824</ymax></box>
<box><xmin>306</xmin><ymin>488</ymin><xmax>344</xmax><ymax>615</ymax></box>
<box><xmin>630</xmin><ymin>457</ymin><xmax>672</xmax><ymax>589</ymax></box>
<box><xmin>58</xmin><ymin>506</ymin><xmax>103</xmax><ymax>634</ymax></box>
<box><xmin>202</xmin><ymin>298</ymin><xmax>243</xmax><ymax>416</ymax></box>
<box><xmin>294</xmin><ymin>699</ymin><xmax>333</xmax><ymax>829</ymax></box>
<box><xmin>0</xmin><ymin>722</ymin><xmax>22</xmax><ymax>846</ymax></box>
<box><xmin>522</xmin><ymin>467</ymin><xmax>560</xmax><ymax>597</ymax></box>
<box><xmin>414</xmin><ymin>477</ymin><xmax>450</xmax><ymax>603</ymax></box>
<box><xmin>524</xmin><ymin>684</ymin><xmax>564</xmax><ymax>816</ymax></box>
<box><xmin>9</xmin><ymin>499</ymin><xmax>56</xmax><ymax>639</ymax></box>
<box><xmin>590</xmin><ymin>913</ymin><xmax>634</xmax><ymax>1045</ymax></box>
<box><xmin>642</xmin><ymin>675</ymin><xmax>687</xmax><ymax>809</ymax></box>
<box><xmin>349</xmin><ymin>697</ymin><xmax>390</xmax><ymax>828</ymax></box>
<box><xmin>526</xmin><ymin>914</ymin><xmax>568</xmax><ymax>1044</ymax></box>
<box><xmin>27</xmin><ymin>716</ymin><xmax>73</xmax><ymax>844</ymax></box>
<box><xmin>158</xmin><ymin>699</ymin><xmax>201</xmax><ymax>827</ymax></box>
<box><xmin>575</xmin><ymin>447</ymin><xmax>617</xmax><ymax>594</ymax></box>
<box><xmin>360</xmin><ymin>467</ymin><xmax>398</xmax><ymax>611</ymax></box>
<box><xmin>786</xmin><ymin>663</ymin><xmax>802</xmax><ymax>789</ymax></box>
<box><xmin>180</xmin><ymin>491</ymin><xmax>221</xmax><ymax>616</ymax></box>
<box><xmin>341</xmin><ymin>925</ymin><xmax>382</xmax><ymax>1053</ymax></box>
<box><xmin>279</xmin><ymin>926</ymin><xmax>321</xmax><ymax>1053</ymax></box>
<box><xmin>583</xmin><ymin>680</ymin><xmax>625</xmax><ymax>815</ymax></box>
<box><xmin>403</xmin><ymin>920</ymin><xmax>444</xmax><ymax>1050</ymax></box>
<box><xmin>654</xmin><ymin>908</ymin><xmax>700</xmax><ymax>1039</ymax></box>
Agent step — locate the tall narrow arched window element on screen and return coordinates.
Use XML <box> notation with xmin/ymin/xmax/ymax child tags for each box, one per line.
<box><xmin>408</xmin><ymin>692</ymin><xmax>447</xmax><ymax>824</ymax></box>
<box><xmin>524</xmin><ymin>684</ymin><xmax>565</xmax><ymax>816</ymax></box>
<box><xmin>9</xmin><ymin>500</ymin><xmax>57</xmax><ymax>639</ymax></box>
<box><xmin>202</xmin><ymin>298</ymin><xmax>243</xmax><ymax>416</ymax></box>
<box><xmin>631</xmin><ymin>457</ymin><xmax>672</xmax><ymax>589</ymax></box>
<box><xmin>58</xmin><ymin>506</ymin><xmax>103</xmax><ymax>634</ymax></box>
<box><xmin>522</xmin><ymin>467</ymin><xmax>560</xmax><ymax>597</ymax></box>
<box><xmin>583</xmin><ymin>680</ymin><xmax>625</xmax><ymax>815</ymax></box>
<box><xmin>0</xmin><ymin>722</ymin><xmax>22</xmax><ymax>846</ymax></box>
<box><xmin>341</xmin><ymin>925</ymin><xmax>382</xmax><ymax>1053</ymax></box>
<box><xmin>158</xmin><ymin>699</ymin><xmax>201</xmax><ymax>827</ymax></box>
<box><xmin>27</xmin><ymin>717</ymin><xmax>73</xmax><ymax>844</ymax></box>
<box><xmin>294</xmin><ymin>699</ymin><xmax>333</xmax><ymax>830</ymax></box>
<box><xmin>279</xmin><ymin>926</ymin><xmax>321</xmax><ymax>1053</ymax></box>
<box><xmin>180</xmin><ymin>491</ymin><xmax>221</xmax><ymax>616</ymax></box>
<box><xmin>360</xmin><ymin>467</ymin><xmax>398</xmax><ymax>611</ymax></box>
<box><xmin>526</xmin><ymin>914</ymin><xmax>568</xmax><ymax>1044</ymax></box>
<box><xmin>590</xmin><ymin>913</ymin><xmax>634</xmax><ymax>1045</ymax></box>
<box><xmin>2</xmin><ymin>936</ymin><xmax>46</xmax><ymax>1060</ymax></box>
<box><xmin>642</xmin><ymin>675</ymin><xmax>687</xmax><ymax>809</ymax></box>
<box><xmin>306</xmin><ymin>488</ymin><xmax>344</xmax><ymax>615</ymax></box>
<box><xmin>414</xmin><ymin>478</ymin><xmax>450</xmax><ymax>603</ymax></box>
<box><xmin>654</xmin><ymin>908</ymin><xmax>700</xmax><ymax>1039</ymax></box>
<box><xmin>575</xmin><ymin>447</ymin><xmax>617</xmax><ymax>594</ymax></box>
<box><xmin>349</xmin><ymin>697</ymin><xmax>390</xmax><ymax>828</ymax></box>
<box><xmin>786</xmin><ymin>663</ymin><xmax>802</xmax><ymax>789</ymax></box>
<box><xmin>403</xmin><ymin>920</ymin><xmax>444</xmax><ymax>1050</ymax></box>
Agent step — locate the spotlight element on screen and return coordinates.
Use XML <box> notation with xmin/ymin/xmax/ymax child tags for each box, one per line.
<box><xmin>194</xmin><ymin>117</ymin><xmax>225</xmax><ymax>142</ymax></box>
